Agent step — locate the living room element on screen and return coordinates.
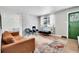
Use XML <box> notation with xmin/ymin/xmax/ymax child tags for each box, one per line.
<box><xmin>0</xmin><ymin>6</ymin><xmax>79</xmax><ymax>53</ymax></box>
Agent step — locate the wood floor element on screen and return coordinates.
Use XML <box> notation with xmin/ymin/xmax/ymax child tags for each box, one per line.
<box><xmin>64</xmin><ymin>39</ymin><xmax>78</xmax><ymax>52</ymax></box>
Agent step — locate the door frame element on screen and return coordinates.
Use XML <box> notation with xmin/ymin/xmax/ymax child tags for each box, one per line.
<box><xmin>68</xmin><ymin>11</ymin><xmax>79</xmax><ymax>39</ymax></box>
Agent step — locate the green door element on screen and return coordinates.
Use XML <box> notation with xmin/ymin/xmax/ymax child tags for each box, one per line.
<box><xmin>68</xmin><ymin>12</ymin><xmax>79</xmax><ymax>40</ymax></box>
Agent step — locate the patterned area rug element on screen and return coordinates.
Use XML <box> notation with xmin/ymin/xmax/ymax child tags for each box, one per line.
<box><xmin>34</xmin><ymin>35</ymin><xmax>67</xmax><ymax>53</ymax></box>
<box><xmin>35</xmin><ymin>40</ymin><xmax>65</xmax><ymax>53</ymax></box>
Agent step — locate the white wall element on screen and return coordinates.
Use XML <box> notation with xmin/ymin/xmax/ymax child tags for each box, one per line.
<box><xmin>1</xmin><ymin>12</ymin><xmax>22</xmax><ymax>36</ymax></box>
<box><xmin>22</xmin><ymin>14</ymin><xmax>39</xmax><ymax>35</ymax></box>
<box><xmin>55</xmin><ymin>7</ymin><xmax>79</xmax><ymax>37</ymax></box>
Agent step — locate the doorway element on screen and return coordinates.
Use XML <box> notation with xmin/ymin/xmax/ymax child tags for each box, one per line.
<box><xmin>68</xmin><ymin>11</ymin><xmax>79</xmax><ymax>40</ymax></box>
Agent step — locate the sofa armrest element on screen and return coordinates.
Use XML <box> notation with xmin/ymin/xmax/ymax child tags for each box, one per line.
<box><xmin>2</xmin><ymin>38</ymin><xmax>35</xmax><ymax>53</ymax></box>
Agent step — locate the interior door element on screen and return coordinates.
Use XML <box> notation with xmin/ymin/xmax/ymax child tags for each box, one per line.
<box><xmin>68</xmin><ymin>11</ymin><xmax>79</xmax><ymax>40</ymax></box>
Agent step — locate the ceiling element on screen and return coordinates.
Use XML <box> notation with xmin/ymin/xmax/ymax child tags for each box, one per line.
<box><xmin>0</xmin><ymin>6</ymin><xmax>73</xmax><ymax>16</ymax></box>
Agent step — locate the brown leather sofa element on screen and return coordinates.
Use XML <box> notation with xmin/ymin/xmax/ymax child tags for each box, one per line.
<box><xmin>1</xmin><ymin>31</ymin><xmax>35</xmax><ymax>53</ymax></box>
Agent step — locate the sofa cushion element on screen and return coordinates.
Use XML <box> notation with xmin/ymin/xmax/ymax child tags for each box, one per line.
<box><xmin>2</xmin><ymin>31</ymin><xmax>15</xmax><ymax>44</ymax></box>
<box><xmin>3</xmin><ymin>37</ymin><xmax>14</xmax><ymax>44</ymax></box>
<box><xmin>11</xmin><ymin>32</ymin><xmax>19</xmax><ymax>36</ymax></box>
<box><xmin>13</xmin><ymin>36</ymin><xmax>23</xmax><ymax>42</ymax></box>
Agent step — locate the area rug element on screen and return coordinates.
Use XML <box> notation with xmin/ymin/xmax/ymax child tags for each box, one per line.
<box><xmin>35</xmin><ymin>40</ymin><xmax>65</xmax><ymax>53</ymax></box>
